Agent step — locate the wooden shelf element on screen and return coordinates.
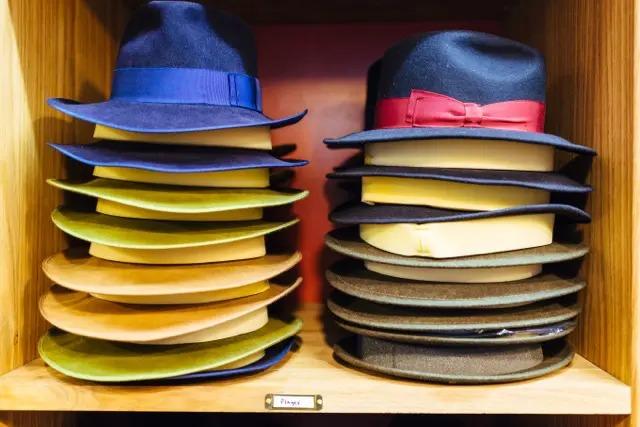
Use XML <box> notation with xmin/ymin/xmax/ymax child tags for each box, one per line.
<box><xmin>0</xmin><ymin>304</ymin><xmax>630</xmax><ymax>414</ymax></box>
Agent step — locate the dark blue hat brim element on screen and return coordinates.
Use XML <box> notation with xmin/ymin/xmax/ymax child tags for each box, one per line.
<box><xmin>329</xmin><ymin>166</ymin><xmax>591</xmax><ymax>193</ymax></box>
<box><xmin>324</xmin><ymin>127</ymin><xmax>595</xmax><ymax>156</ymax></box>
<box><xmin>330</xmin><ymin>202</ymin><xmax>591</xmax><ymax>224</ymax></box>
<box><xmin>48</xmin><ymin>98</ymin><xmax>307</xmax><ymax>133</ymax></box>
<box><xmin>165</xmin><ymin>338</ymin><xmax>294</xmax><ymax>381</ymax></box>
<box><xmin>49</xmin><ymin>141</ymin><xmax>307</xmax><ymax>173</ymax></box>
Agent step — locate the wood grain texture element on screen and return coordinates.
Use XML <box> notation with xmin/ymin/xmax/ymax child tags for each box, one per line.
<box><xmin>0</xmin><ymin>0</ymin><xmax>126</xmax><ymax>374</ymax></box>
<box><xmin>0</xmin><ymin>413</ymin><xmax>75</xmax><ymax>427</ymax></box>
<box><xmin>508</xmin><ymin>0</ymin><xmax>636</xmax><ymax>426</ymax></box>
<box><xmin>634</xmin><ymin>0</ymin><xmax>640</xmax><ymax>425</ymax></box>
<box><xmin>0</xmin><ymin>0</ymin><xmax>128</xmax><ymax>425</ymax></box>
<box><xmin>0</xmin><ymin>305</ymin><xmax>631</xmax><ymax>414</ymax></box>
<box><xmin>126</xmin><ymin>0</ymin><xmax>516</xmax><ymax>24</ymax></box>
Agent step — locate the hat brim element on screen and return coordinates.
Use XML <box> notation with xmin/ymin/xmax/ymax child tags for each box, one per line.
<box><xmin>39</xmin><ymin>279</ymin><xmax>301</xmax><ymax>343</ymax></box>
<box><xmin>48</xmin><ymin>179</ymin><xmax>309</xmax><ymax>214</ymax></box>
<box><xmin>330</xmin><ymin>202</ymin><xmax>591</xmax><ymax>225</ymax></box>
<box><xmin>325</xmin><ymin>228</ymin><xmax>589</xmax><ymax>268</ymax></box>
<box><xmin>327</xmin><ymin>291</ymin><xmax>581</xmax><ymax>332</ymax></box>
<box><xmin>327</xmin><ymin>260</ymin><xmax>585</xmax><ymax>309</ymax></box>
<box><xmin>49</xmin><ymin>141</ymin><xmax>307</xmax><ymax>173</ymax></box>
<box><xmin>48</xmin><ymin>98</ymin><xmax>307</xmax><ymax>132</ymax></box>
<box><xmin>334</xmin><ymin>319</ymin><xmax>576</xmax><ymax>346</ymax></box>
<box><xmin>329</xmin><ymin>166</ymin><xmax>591</xmax><ymax>193</ymax></box>
<box><xmin>42</xmin><ymin>249</ymin><xmax>301</xmax><ymax>296</ymax></box>
<box><xmin>325</xmin><ymin>127</ymin><xmax>595</xmax><ymax>156</ymax></box>
<box><xmin>38</xmin><ymin>318</ymin><xmax>301</xmax><ymax>382</ymax></box>
<box><xmin>168</xmin><ymin>338</ymin><xmax>295</xmax><ymax>381</ymax></box>
<box><xmin>333</xmin><ymin>336</ymin><xmax>574</xmax><ymax>384</ymax></box>
<box><xmin>51</xmin><ymin>207</ymin><xmax>298</xmax><ymax>249</ymax></box>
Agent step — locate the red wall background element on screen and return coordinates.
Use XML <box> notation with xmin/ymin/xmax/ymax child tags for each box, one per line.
<box><xmin>256</xmin><ymin>22</ymin><xmax>501</xmax><ymax>303</ymax></box>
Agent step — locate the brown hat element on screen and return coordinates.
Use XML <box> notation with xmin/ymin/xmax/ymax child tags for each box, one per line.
<box><xmin>326</xmin><ymin>260</ymin><xmax>585</xmax><ymax>309</ymax></box>
<box><xmin>334</xmin><ymin>335</ymin><xmax>574</xmax><ymax>384</ymax></box>
<box><xmin>327</xmin><ymin>291</ymin><xmax>581</xmax><ymax>332</ymax></box>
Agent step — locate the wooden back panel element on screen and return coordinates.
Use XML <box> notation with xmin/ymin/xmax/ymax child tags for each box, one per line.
<box><xmin>256</xmin><ymin>21</ymin><xmax>500</xmax><ymax>303</ymax></box>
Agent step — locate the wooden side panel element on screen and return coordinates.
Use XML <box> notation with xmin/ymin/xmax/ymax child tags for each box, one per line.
<box><xmin>508</xmin><ymin>0</ymin><xmax>636</xmax><ymax>426</ymax></box>
<box><xmin>0</xmin><ymin>414</ymin><xmax>75</xmax><ymax>427</ymax></box>
<box><xmin>0</xmin><ymin>0</ymin><xmax>127</xmax><ymax>425</ymax></box>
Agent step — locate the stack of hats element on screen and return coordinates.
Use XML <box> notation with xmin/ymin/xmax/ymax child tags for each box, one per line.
<box><xmin>37</xmin><ymin>1</ymin><xmax>309</xmax><ymax>383</ymax></box>
<box><xmin>324</xmin><ymin>31</ymin><xmax>596</xmax><ymax>383</ymax></box>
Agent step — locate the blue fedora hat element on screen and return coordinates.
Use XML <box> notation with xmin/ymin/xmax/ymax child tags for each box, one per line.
<box><xmin>48</xmin><ymin>1</ymin><xmax>306</xmax><ymax>132</ymax></box>
<box><xmin>49</xmin><ymin>141</ymin><xmax>307</xmax><ymax>173</ymax></box>
<box><xmin>330</xmin><ymin>202</ymin><xmax>591</xmax><ymax>224</ymax></box>
<box><xmin>325</xmin><ymin>31</ymin><xmax>594</xmax><ymax>155</ymax></box>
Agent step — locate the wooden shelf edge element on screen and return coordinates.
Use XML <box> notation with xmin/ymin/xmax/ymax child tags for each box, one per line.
<box><xmin>0</xmin><ymin>305</ymin><xmax>631</xmax><ymax>415</ymax></box>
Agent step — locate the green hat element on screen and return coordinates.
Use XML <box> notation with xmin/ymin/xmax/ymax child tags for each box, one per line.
<box><xmin>39</xmin><ymin>317</ymin><xmax>302</xmax><ymax>382</ymax></box>
<box><xmin>334</xmin><ymin>335</ymin><xmax>574</xmax><ymax>384</ymax></box>
<box><xmin>51</xmin><ymin>207</ymin><xmax>298</xmax><ymax>249</ymax></box>
<box><xmin>48</xmin><ymin>178</ymin><xmax>308</xmax><ymax>214</ymax></box>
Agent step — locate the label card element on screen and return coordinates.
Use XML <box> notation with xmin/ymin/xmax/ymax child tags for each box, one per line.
<box><xmin>265</xmin><ymin>394</ymin><xmax>323</xmax><ymax>411</ymax></box>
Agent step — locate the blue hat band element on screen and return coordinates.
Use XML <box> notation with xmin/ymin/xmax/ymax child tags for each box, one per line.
<box><xmin>110</xmin><ymin>67</ymin><xmax>262</xmax><ymax>111</ymax></box>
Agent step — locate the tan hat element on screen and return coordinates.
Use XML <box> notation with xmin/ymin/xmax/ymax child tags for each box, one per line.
<box><xmin>39</xmin><ymin>278</ymin><xmax>301</xmax><ymax>344</ymax></box>
<box><xmin>42</xmin><ymin>249</ymin><xmax>301</xmax><ymax>304</ymax></box>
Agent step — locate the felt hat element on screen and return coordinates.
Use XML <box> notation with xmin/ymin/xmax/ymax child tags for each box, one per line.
<box><xmin>43</xmin><ymin>249</ymin><xmax>301</xmax><ymax>301</ymax></box>
<box><xmin>330</xmin><ymin>202</ymin><xmax>590</xmax><ymax>225</ymax></box>
<box><xmin>51</xmin><ymin>207</ymin><xmax>297</xmax><ymax>250</ymax></box>
<box><xmin>328</xmin><ymin>166</ymin><xmax>591</xmax><ymax>194</ymax></box>
<box><xmin>39</xmin><ymin>279</ymin><xmax>301</xmax><ymax>344</ymax></box>
<box><xmin>327</xmin><ymin>291</ymin><xmax>580</xmax><ymax>332</ymax></box>
<box><xmin>47</xmin><ymin>1</ymin><xmax>306</xmax><ymax>132</ymax></box>
<box><xmin>48</xmin><ymin>179</ymin><xmax>309</xmax><ymax>214</ymax></box>
<box><xmin>334</xmin><ymin>319</ymin><xmax>576</xmax><ymax>346</ymax></box>
<box><xmin>327</xmin><ymin>260</ymin><xmax>585</xmax><ymax>309</ymax></box>
<box><xmin>333</xmin><ymin>335</ymin><xmax>574</xmax><ymax>384</ymax></box>
<box><xmin>324</xmin><ymin>31</ymin><xmax>593</xmax><ymax>155</ymax></box>
<box><xmin>49</xmin><ymin>142</ymin><xmax>307</xmax><ymax>173</ymax></box>
<box><xmin>170</xmin><ymin>338</ymin><xmax>294</xmax><ymax>381</ymax></box>
<box><xmin>325</xmin><ymin>228</ymin><xmax>589</xmax><ymax>268</ymax></box>
<box><xmin>38</xmin><ymin>317</ymin><xmax>301</xmax><ymax>382</ymax></box>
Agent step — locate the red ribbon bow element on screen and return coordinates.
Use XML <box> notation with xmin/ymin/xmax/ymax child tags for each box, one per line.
<box><xmin>374</xmin><ymin>89</ymin><xmax>545</xmax><ymax>132</ymax></box>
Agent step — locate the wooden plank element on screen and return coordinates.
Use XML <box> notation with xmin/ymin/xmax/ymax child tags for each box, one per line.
<box><xmin>0</xmin><ymin>0</ymin><xmax>126</xmax><ymax>376</ymax></box>
<box><xmin>0</xmin><ymin>0</ymin><xmax>128</xmax><ymax>425</ymax></box>
<box><xmin>508</xmin><ymin>2</ymin><xmax>636</xmax><ymax>426</ymax></box>
<box><xmin>124</xmin><ymin>0</ymin><xmax>517</xmax><ymax>24</ymax></box>
<box><xmin>0</xmin><ymin>305</ymin><xmax>631</xmax><ymax>414</ymax></box>
<box><xmin>0</xmin><ymin>413</ymin><xmax>75</xmax><ymax>427</ymax></box>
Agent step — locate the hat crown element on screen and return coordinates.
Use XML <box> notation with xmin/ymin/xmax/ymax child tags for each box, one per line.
<box><xmin>116</xmin><ymin>1</ymin><xmax>257</xmax><ymax>76</ymax></box>
<box><xmin>378</xmin><ymin>31</ymin><xmax>546</xmax><ymax>104</ymax></box>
